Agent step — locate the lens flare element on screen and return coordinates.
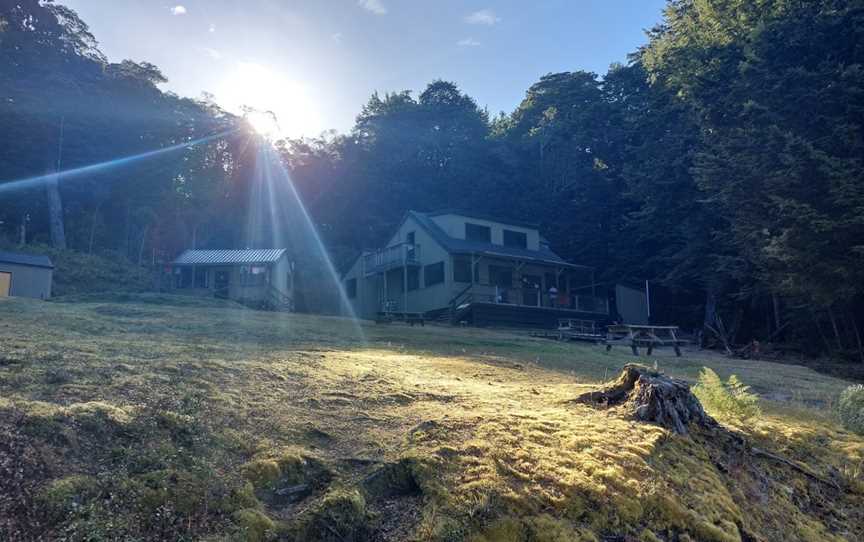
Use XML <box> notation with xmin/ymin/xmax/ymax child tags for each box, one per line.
<box><xmin>0</xmin><ymin>129</ymin><xmax>239</xmax><ymax>195</ymax></box>
<box><xmin>245</xmin><ymin>141</ymin><xmax>366</xmax><ymax>341</ymax></box>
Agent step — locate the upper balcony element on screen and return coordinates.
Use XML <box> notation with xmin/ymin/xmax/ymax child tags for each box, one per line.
<box><xmin>363</xmin><ymin>243</ymin><xmax>422</xmax><ymax>275</ymax></box>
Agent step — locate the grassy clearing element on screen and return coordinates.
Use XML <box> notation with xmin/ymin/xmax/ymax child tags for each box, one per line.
<box><xmin>0</xmin><ymin>294</ymin><xmax>862</xmax><ymax>541</ymax></box>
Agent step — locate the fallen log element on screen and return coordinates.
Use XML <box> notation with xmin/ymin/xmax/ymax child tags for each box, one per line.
<box><xmin>573</xmin><ymin>364</ymin><xmax>717</xmax><ymax>435</ymax></box>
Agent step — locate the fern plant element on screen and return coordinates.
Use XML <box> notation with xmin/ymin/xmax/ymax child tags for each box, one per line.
<box><xmin>837</xmin><ymin>385</ymin><xmax>864</xmax><ymax>435</ymax></box>
<box><xmin>692</xmin><ymin>367</ymin><xmax>761</xmax><ymax>422</ymax></box>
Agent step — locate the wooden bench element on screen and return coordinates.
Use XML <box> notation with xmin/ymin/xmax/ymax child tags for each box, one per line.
<box><xmin>556</xmin><ymin>318</ymin><xmax>604</xmax><ymax>342</ymax></box>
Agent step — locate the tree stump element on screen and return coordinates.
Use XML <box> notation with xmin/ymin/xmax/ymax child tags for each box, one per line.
<box><xmin>573</xmin><ymin>364</ymin><xmax>716</xmax><ymax>435</ymax></box>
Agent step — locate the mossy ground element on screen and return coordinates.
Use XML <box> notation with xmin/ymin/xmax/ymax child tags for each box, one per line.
<box><xmin>0</xmin><ymin>294</ymin><xmax>861</xmax><ymax>540</ymax></box>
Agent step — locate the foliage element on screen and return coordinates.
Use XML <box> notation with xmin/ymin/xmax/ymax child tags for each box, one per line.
<box><xmin>838</xmin><ymin>385</ymin><xmax>864</xmax><ymax>435</ymax></box>
<box><xmin>693</xmin><ymin>367</ymin><xmax>762</xmax><ymax>422</ymax></box>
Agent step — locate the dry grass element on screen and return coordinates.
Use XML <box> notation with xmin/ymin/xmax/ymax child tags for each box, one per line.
<box><xmin>0</xmin><ymin>294</ymin><xmax>861</xmax><ymax>541</ymax></box>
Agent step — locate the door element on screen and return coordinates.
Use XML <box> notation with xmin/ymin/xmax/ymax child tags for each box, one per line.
<box><xmin>521</xmin><ymin>274</ymin><xmax>542</xmax><ymax>307</ymax></box>
<box><xmin>214</xmin><ymin>269</ymin><xmax>230</xmax><ymax>298</ymax></box>
<box><xmin>0</xmin><ymin>272</ymin><xmax>10</xmax><ymax>297</ymax></box>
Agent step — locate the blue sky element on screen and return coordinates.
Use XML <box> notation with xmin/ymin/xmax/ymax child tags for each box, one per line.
<box><xmin>62</xmin><ymin>0</ymin><xmax>668</xmax><ymax>137</ymax></box>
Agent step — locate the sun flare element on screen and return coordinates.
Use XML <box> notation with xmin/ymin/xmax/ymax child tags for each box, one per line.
<box><xmin>215</xmin><ymin>62</ymin><xmax>321</xmax><ymax>139</ymax></box>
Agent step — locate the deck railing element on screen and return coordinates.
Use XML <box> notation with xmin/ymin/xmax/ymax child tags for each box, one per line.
<box><xmin>449</xmin><ymin>283</ymin><xmax>609</xmax><ymax>314</ymax></box>
<box><xmin>363</xmin><ymin>243</ymin><xmax>421</xmax><ymax>274</ymax></box>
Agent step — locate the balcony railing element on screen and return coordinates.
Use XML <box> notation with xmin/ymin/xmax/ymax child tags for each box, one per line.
<box><xmin>450</xmin><ymin>283</ymin><xmax>609</xmax><ymax>314</ymax></box>
<box><xmin>363</xmin><ymin>243</ymin><xmax>421</xmax><ymax>275</ymax></box>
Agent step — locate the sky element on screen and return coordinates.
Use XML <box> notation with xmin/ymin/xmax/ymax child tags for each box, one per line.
<box><xmin>62</xmin><ymin>0</ymin><xmax>668</xmax><ymax>138</ymax></box>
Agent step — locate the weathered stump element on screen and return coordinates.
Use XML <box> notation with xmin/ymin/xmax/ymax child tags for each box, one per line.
<box><xmin>573</xmin><ymin>364</ymin><xmax>716</xmax><ymax>435</ymax></box>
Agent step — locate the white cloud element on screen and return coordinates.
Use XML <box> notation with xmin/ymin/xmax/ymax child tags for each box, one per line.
<box><xmin>331</xmin><ymin>32</ymin><xmax>343</xmax><ymax>44</ymax></box>
<box><xmin>208</xmin><ymin>23</ymin><xmax>217</xmax><ymax>33</ymax></box>
<box><xmin>457</xmin><ymin>37</ymin><xmax>481</xmax><ymax>47</ymax></box>
<box><xmin>465</xmin><ymin>9</ymin><xmax>500</xmax><ymax>25</ymax></box>
<box><xmin>171</xmin><ymin>5</ymin><xmax>187</xmax><ymax>16</ymax></box>
<box><xmin>358</xmin><ymin>0</ymin><xmax>387</xmax><ymax>15</ymax></box>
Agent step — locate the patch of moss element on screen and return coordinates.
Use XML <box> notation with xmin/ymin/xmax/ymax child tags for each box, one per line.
<box><xmin>242</xmin><ymin>459</ymin><xmax>283</xmax><ymax>489</ymax></box>
<box><xmin>470</xmin><ymin>515</ymin><xmax>598</xmax><ymax>542</ymax></box>
<box><xmin>37</xmin><ymin>475</ymin><xmax>101</xmax><ymax>522</ymax></box>
<box><xmin>232</xmin><ymin>508</ymin><xmax>276</xmax><ymax>542</ymax></box>
<box><xmin>290</xmin><ymin>489</ymin><xmax>371</xmax><ymax>542</ymax></box>
<box><xmin>241</xmin><ymin>447</ymin><xmax>332</xmax><ymax>494</ymax></box>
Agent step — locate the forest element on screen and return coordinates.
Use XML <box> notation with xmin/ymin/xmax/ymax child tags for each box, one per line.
<box><xmin>1</xmin><ymin>0</ymin><xmax>863</xmax><ymax>364</ymax></box>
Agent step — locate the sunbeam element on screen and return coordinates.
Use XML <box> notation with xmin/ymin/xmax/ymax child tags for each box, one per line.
<box><xmin>246</xmin><ymin>139</ymin><xmax>367</xmax><ymax>342</ymax></box>
<box><xmin>0</xmin><ymin>128</ymin><xmax>241</xmax><ymax>195</ymax></box>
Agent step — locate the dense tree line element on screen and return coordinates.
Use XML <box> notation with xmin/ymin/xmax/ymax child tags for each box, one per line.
<box><xmin>2</xmin><ymin>0</ymin><xmax>863</xmax><ymax>361</ymax></box>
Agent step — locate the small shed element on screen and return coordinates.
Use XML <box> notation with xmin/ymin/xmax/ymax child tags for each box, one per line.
<box><xmin>0</xmin><ymin>250</ymin><xmax>54</xmax><ymax>300</ymax></box>
<box><xmin>170</xmin><ymin>248</ymin><xmax>294</xmax><ymax>310</ymax></box>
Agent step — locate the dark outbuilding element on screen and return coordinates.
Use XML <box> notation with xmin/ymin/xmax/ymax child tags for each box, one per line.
<box><xmin>0</xmin><ymin>250</ymin><xmax>54</xmax><ymax>300</ymax></box>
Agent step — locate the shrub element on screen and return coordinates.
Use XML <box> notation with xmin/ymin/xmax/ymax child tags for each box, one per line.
<box><xmin>692</xmin><ymin>368</ymin><xmax>761</xmax><ymax>422</ymax></box>
<box><xmin>837</xmin><ymin>385</ymin><xmax>864</xmax><ymax>435</ymax></box>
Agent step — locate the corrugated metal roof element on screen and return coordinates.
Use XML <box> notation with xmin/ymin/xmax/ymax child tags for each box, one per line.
<box><xmin>0</xmin><ymin>250</ymin><xmax>54</xmax><ymax>269</ymax></box>
<box><xmin>172</xmin><ymin>249</ymin><xmax>287</xmax><ymax>266</ymax></box>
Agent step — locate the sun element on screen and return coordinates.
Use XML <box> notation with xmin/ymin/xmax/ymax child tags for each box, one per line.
<box><xmin>245</xmin><ymin>110</ymin><xmax>281</xmax><ymax>139</ymax></box>
<box><xmin>214</xmin><ymin>62</ymin><xmax>321</xmax><ymax>139</ymax></box>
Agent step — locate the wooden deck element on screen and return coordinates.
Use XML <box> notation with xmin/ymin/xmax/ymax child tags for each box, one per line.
<box><xmin>451</xmin><ymin>302</ymin><xmax>609</xmax><ymax>329</ymax></box>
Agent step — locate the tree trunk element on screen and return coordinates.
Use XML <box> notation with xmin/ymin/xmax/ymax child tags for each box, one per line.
<box><xmin>88</xmin><ymin>207</ymin><xmax>100</xmax><ymax>255</ymax></box>
<box><xmin>828</xmin><ymin>307</ymin><xmax>844</xmax><ymax>352</ymax></box>
<box><xmin>46</xmin><ymin>174</ymin><xmax>67</xmax><ymax>249</ymax></box>
<box><xmin>18</xmin><ymin>213</ymin><xmax>27</xmax><ymax>245</ymax></box>
<box><xmin>573</xmin><ymin>364</ymin><xmax>716</xmax><ymax>435</ymax></box>
<box><xmin>813</xmin><ymin>311</ymin><xmax>833</xmax><ymax>355</ymax></box>
<box><xmin>772</xmin><ymin>294</ymin><xmax>782</xmax><ymax>336</ymax></box>
<box><xmin>137</xmin><ymin>223</ymin><xmax>150</xmax><ymax>266</ymax></box>
<box><xmin>850</xmin><ymin>312</ymin><xmax>864</xmax><ymax>365</ymax></box>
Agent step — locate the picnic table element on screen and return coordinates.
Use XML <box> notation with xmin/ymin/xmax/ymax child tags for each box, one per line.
<box><xmin>605</xmin><ymin>324</ymin><xmax>684</xmax><ymax>357</ymax></box>
<box><xmin>375</xmin><ymin>311</ymin><xmax>425</xmax><ymax>326</ymax></box>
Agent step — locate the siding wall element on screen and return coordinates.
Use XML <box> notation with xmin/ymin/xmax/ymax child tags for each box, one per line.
<box><xmin>0</xmin><ymin>262</ymin><xmax>52</xmax><ymax>299</ymax></box>
<box><xmin>430</xmin><ymin>214</ymin><xmax>540</xmax><ymax>251</ymax></box>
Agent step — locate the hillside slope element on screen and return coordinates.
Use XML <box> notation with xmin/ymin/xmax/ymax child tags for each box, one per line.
<box><xmin>0</xmin><ymin>295</ymin><xmax>861</xmax><ymax>541</ymax></box>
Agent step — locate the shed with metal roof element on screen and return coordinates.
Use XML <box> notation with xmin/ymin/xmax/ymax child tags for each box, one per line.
<box><xmin>169</xmin><ymin>249</ymin><xmax>293</xmax><ymax>310</ymax></box>
<box><xmin>0</xmin><ymin>250</ymin><xmax>54</xmax><ymax>300</ymax></box>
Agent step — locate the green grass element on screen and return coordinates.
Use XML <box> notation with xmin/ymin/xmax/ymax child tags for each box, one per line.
<box><xmin>0</xmin><ymin>294</ymin><xmax>862</xmax><ymax>541</ymax></box>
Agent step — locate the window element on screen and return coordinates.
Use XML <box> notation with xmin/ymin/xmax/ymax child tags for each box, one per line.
<box><xmin>424</xmin><ymin>261</ymin><xmax>444</xmax><ymax>287</ymax></box>
<box><xmin>407</xmin><ymin>268</ymin><xmax>419</xmax><ymax>291</ymax></box>
<box><xmin>465</xmin><ymin>223</ymin><xmax>491</xmax><ymax>243</ymax></box>
<box><xmin>503</xmin><ymin>229</ymin><xmax>527</xmax><ymax>249</ymax></box>
<box><xmin>489</xmin><ymin>265</ymin><xmax>513</xmax><ymax>288</ymax></box>
<box><xmin>240</xmin><ymin>265</ymin><xmax>268</xmax><ymax>286</ymax></box>
<box><xmin>194</xmin><ymin>267</ymin><xmax>208</xmax><ymax>288</ymax></box>
<box><xmin>406</xmin><ymin>231</ymin><xmax>415</xmax><ymax>245</ymax></box>
<box><xmin>453</xmin><ymin>257</ymin><xmax>473</xmax><ymax>283</ymax></box>
<box><xmin>545</xmin><ymin>273</ymin><xmax>558</xmax><ymax>290</ymax></box>
<box><xmin>346</xmin><ymin>278</ymin><xmax>357</xmax><ymax>299</ymax></box>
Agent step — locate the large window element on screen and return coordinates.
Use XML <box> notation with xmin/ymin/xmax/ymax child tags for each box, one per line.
<box><xmin>465</xmin><ymin>223</ymin><xmax>491</xmax><ymax>243</ymax></box>
<box><xmin>424</xmin><ymin>261</ymin><xmax>445</xmax><ymax>287</ymax></box>
<box><xmin>345</xmin><ymin>278</ymin><xmax>357</xmax><ymax>298</ymax></box>
<box><xmin>453</xmin><ymin>257</ymin><xmax>473</xmax><ymax>283</ymax></box>
<box><xmin>240</xmin><ymin>265</ymin><xmax>268</xmax><ymax>286</ymax></box>
<box><xmin>489</xmin><ymin>265</ymin><xmax>513</xmax><ymax>288</ymax></box>
<box><xmin>503</xmin><ymin>229</ymin><xmax>527</xmax><ymax>249</ymax></box>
